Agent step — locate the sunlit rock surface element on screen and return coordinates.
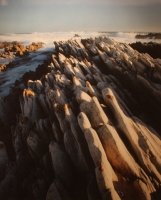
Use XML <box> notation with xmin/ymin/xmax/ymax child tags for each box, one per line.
<box><xmin>0</xmin><ymin>36</ymin><xmax>161</xmax><ymax>199</ymax></box>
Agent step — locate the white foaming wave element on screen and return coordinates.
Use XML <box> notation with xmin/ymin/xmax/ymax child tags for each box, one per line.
<box><xmin>108</xmin><ymin>32</ymin><xmax>138</xmax><ymax>43</ymax></box>
<box><xmin>107</xmin><ymin>31</ymin><xmax>161</xmax><ymax>44</ymax></box>
<box><xmin>0</xmin><ymin>31</ymin><xmax>102</xmax><ymax>46</ymax></box>
<box><xmin>0</xmin><ymin>31</ymin><xmax>160</xmax><ymax>47</ymax></box>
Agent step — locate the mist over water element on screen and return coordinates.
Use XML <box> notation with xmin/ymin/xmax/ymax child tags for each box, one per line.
<box><xmin>1</xmin><ymin>31</ymin><xmax>160</xmax><ymax>45</ymax></box>
<box><xmin>0</xmin><ymin>32</ymin><xmax>102</xmax><ymax>45</ymax></box>
<box><xmin>0</xmin><ymin>31</ymin><xmax>160</xmax><ymax>97</ymax></box>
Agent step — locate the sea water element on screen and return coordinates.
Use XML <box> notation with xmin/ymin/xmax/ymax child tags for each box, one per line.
<box><xmin>0</xmin><ymin>31</ymin><xmax>160</xmax><ymax>97</ymax></box>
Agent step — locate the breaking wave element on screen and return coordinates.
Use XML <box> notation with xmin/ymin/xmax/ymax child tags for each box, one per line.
<box><xmin>0</xmin><ymin>31</ymin><xmax>161</xmax><ymax>97</ymax></box>
<box><xmin>1</xmin><ymin>31</ymin><xmax>160</xmax><ymax>45</ymax></box>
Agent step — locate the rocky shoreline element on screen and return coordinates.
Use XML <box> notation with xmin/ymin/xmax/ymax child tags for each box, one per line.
<box><xmin>135</xmin><ymin>33</ymin><xmax>161</xmax><ymax>39</ymax></box>
<box><xmin>0</xmin><ymin>36</ymin><xmax>161</xmax><ymax>200</ymax></box>
<box><xmin>0</xmin><ymin>41</ymin><xmax>43</xmax><ymax>72</ymax></box>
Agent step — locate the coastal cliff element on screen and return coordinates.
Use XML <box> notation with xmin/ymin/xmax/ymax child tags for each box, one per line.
<box><xmin>0</xmin><ymin>36</ymin><xmax>161</xmax><ymax>200</ymax></box>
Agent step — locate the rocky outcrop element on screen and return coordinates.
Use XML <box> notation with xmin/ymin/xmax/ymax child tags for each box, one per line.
<box><xmin>0</xmin><ymin>36</ymin><xmax>161</xmax><ymax>199</ymax></box>
<box><xmin>0</xmin><ymin>64</ymin><xmax>7</xmax><ymax>72</ymax></box>
<box><xmin>0</xmin><ymin>51</ymin><xmax>13</xmax><ymax>59</ymax></box>
<box><xmin>130</xmin><ymin>42</ymin><xmax>161</xmax><ymax>59</ymax></box>
<box><xmin>0</xmin><ymin>41</ymin><xmax>43</xmax><ymax>57</ymax></box>
<box><xmin>135</xmin><ymin>33</ymin><xmax>161</xmax><ymax>39</ymax></box>
<box><xmin>0</xmin><ymin>41</ymin><xmax>43</xmax><ymax>72</ymax></box>
<box><xmin>27</xmin><ymin>42</ymin><xmax>43</xmax><ymax>52</ymax></box>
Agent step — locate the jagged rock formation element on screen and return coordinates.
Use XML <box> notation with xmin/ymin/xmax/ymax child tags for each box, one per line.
<box><xmin>0</xmin><ymin>36</ymin><xmax>161</xmax><ymax>199</ymax></box>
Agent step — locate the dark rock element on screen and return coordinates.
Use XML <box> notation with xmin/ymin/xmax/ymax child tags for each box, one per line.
<box><xmin>129</xmin><ymin>42</ymin><xmax>161</xmax><ymax>59</ymax></box>
<box><xmin>0</xmin><ymin>163</ymin><xmax>18</xmax><ymax>200</ymax></box>
<box><xmin>15</xmin><ymin>50</ymin><xmax>24</xmax><ymax>56</ymax></box>
<box><xmin>22</xmin><ymin>60</ymin><xmax>50</xmax><ymax>86</ymax></box>
<box><xmin>135</xmin><ymin>33</ymin><xmax>161</xmax><ymax>39</ymax></box>
<box><xmin>14</xmin><ymin>79</ymin><xmax>21</xmax><ymax>86</ymax></box>
<box><xmin>74</xmin><ymin>34</ymin><xmax>80</xmax><ymax>37</ymax></box>
<box><xmin>7</xmin><ymin>61</ymin><xmax>15</xmax><ymax>68</ymax></box>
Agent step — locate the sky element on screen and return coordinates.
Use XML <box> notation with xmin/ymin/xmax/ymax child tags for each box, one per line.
<box><xmin>0</xmin><ymin>0</ymin><xmax>161</xmax><ymax>33</ymax></box>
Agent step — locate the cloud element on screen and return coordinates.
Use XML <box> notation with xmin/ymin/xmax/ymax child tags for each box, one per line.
<box><xmin>1</xmin><ymin>0</ymin><xmax>8</xmax><ymax>6</ymax></box>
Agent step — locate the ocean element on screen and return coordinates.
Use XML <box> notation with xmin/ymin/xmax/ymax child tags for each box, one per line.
<box><xmin>0</xmin><ymin>31</ymin><xmax>160</xmax><ymax>97</ymax></box>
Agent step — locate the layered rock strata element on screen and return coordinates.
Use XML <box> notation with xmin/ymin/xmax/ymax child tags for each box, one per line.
<box><xmin>0</xmin><ymin>36</ymin><xmax>161</xmax><ymax>199</ymax></box>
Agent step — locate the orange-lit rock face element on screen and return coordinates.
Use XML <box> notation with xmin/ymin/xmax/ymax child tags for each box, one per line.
<box><xmin>24</xmin><ymin>89</ymin><xmax>34</xmax><ymax>98</ymax></box>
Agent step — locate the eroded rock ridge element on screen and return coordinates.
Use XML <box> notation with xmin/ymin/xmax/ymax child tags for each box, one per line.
<box><xmin>0</xmin><ymin>36</ymin><xmax>161</xmax><ymax>200</ymax></box>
